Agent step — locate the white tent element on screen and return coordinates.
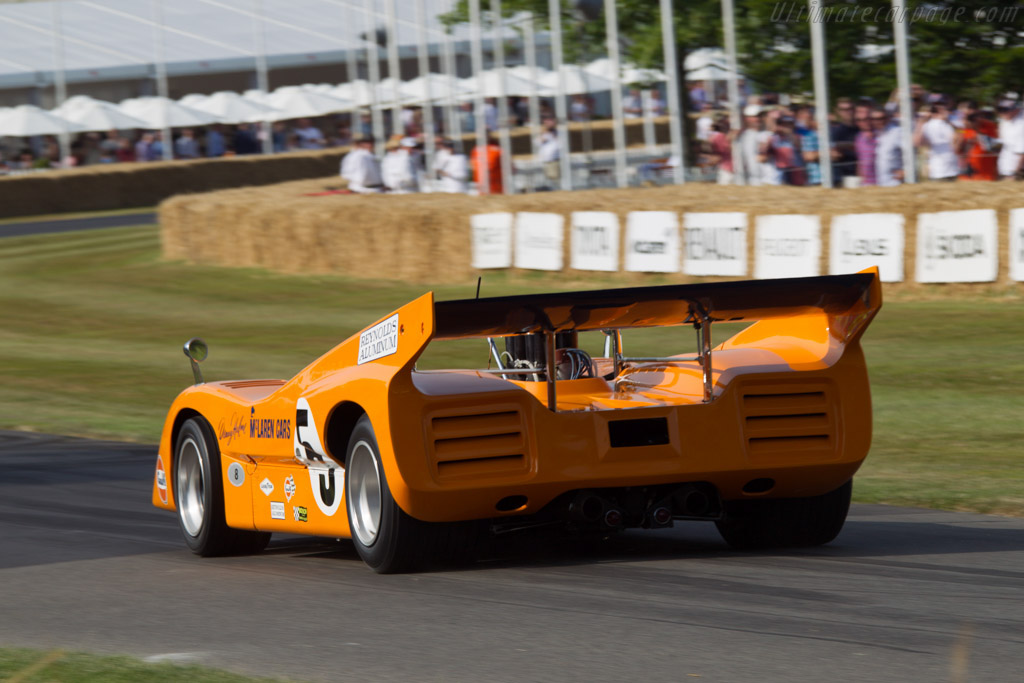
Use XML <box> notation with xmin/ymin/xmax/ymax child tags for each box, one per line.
<box><xmin>178</xmin><ymin>93</ymin><xmax>210</xmax><ymax>109</ymax></box>
<box><xmin>243</xmin><ymin>89</ymin><xmax>271</xmax><ymax>105</ymax></box>
<box><xmin>373</xmin><ymin>77</ymin><xmax>406</xmax><ymax>106</ymax></box>
<box><xmin>538</xmin><ymin>65</ymin><xmax>616</xmax><ymax>96</ymax></box>
<box><xmin>459</xmin><ymin>70</ymin><xmax>541</xmax><ymax>99</ymax></box>
<box><xmin>51</xmin><ymin>95</ymin><xmax>105</xmax><ymax>118</ymax></box>
<box><xmin>622</xmin><ymin>66</ymin><xmax>667</xmax><ymax>85</ymax></box>
<box><xmin>119</xmin><ymin>97</ymin><xmax>222</xmax><ymax>128</ymax></box>
<box><xmin>190</xmin><ymin>91</ymin><xmax>281</xmax><ymax>124</ymax></box>
<box><xmin>332</xmin><ymin>80</ymin><xmax>377</xmax><ymax>108</ymax></box>
<box><xmin>58</xmin><ymin>100</ymin><xmax>149</xmax><ymax>131</ymax></box>
<box><xmin>684</xmin><ymin>48</ymin><xmax>740</xmax><ymax>81</ymax></box>
<box><xmin>584</xmin><ymin>58</ymin><xmax>666</xmax><ymax>85</ymax></box>
<box><xmin>396</xmin><ymin>73</ymin><xmax>473</xmax><ymax>105</ymax></box>
<box><xmin>0</xmin><ymin>105</ymin><xmax>86</xmax><ymax>137</ymax></box>
<box><xmin>505</xmin><ymin>64</ymin><xmax>551</xmax><ymax>85</ymax></box>
<box><xmin>265</xmin><ymin>88</ymin><xmax>354</xmax><ymax>119</ymax></box>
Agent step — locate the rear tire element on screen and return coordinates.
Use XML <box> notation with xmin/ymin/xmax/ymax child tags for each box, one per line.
<box><xmin>715</xmin><ymin>479</ymin><xmax>852</xmax><ymax>550</ymax></box>
<box><xmin>174</xmin><ymin>417</ymin><xmax>271</xmax><ymax>556</ymax></box>
<box><xmin>345</xmin><ymin>415</ymin><xmax>479</xmax><ymax>573</ymax></box>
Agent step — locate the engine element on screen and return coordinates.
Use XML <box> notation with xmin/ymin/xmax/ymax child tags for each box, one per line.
<box><xmin>502</xmin><ymin>332</ymin><xmax>596</xmax><ymax>381</ymax></box>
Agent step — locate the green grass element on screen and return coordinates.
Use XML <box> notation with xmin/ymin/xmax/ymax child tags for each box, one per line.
<box><xmin>0</xmin><ymin>648</ymin><xmax>291</xmax><ymax>682</ymax></box>
<box><xmin>0</xmin><ymin>206</ymin><xmax>156</xmax><ymax>226</ymax></box>
<box><xmin>1</xmin><ymin>223</ymin><xmax>1022</xmax><ymax>516</ymax></box>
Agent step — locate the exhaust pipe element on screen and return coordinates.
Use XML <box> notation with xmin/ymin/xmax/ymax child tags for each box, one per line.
<box><xmin>569</xmin><ymin>492</ymin><xmax>605</xmax><ymax>523</ymax></box>
<box><xmin>649</xmin><ymin>506</ymin><xmax>673</xmax><ymax>528</ymax></box>
<box><xmin>673</xmin><ymin>485</ymin><xmax>712</xmax><ymax>517</ymax></box>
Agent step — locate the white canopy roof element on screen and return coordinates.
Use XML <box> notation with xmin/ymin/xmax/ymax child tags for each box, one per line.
<box><xmin>538</xmin><ymin>65</ymin><xmax>616</xmax><ymax>96</ymax></box>
<box><xmin>0</xmin><ymin>0</ymin><xmax>514</xmax><ymax>90</ymax></box>
<box><xmin>119</xmin><ymin>97</ymin><xmax>222</xmax><ymax>128</ymax></box>
<box><xmin>0</xmin><ymin>104</ymin><xmax>87</xmax><ymax>136</ymax></box>
<box><xmin>57</xmin><ymin>99</ymin><xmax>149</xmax><ymax>131</ymax></box>
<box><xmin>189</xmin><ymin>91</ymin><xmax>281</xmax><ymax>124</ymax></box>
<box><xmin>331</xmin><ymin>80</ymin><xmax>377</xmax><ymax>108</ymax></box>
<box><xmin>264</xmin><ymin>88</ymin><xmax>353</xmax><ymax>119</ymax></box>
<box><xmin>459</xmin><ymin>70</ymin><xmax>544</xmax><ymax>99</ymax></box>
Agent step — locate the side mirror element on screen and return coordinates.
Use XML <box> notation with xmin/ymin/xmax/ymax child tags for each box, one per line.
<box><xmin>183</xmin><ymin>337</ymin><xmax>208</xmax><ymax>384</ymax></box>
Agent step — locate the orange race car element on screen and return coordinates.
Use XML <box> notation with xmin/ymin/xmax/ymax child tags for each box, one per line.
<box><xmin>153</xmin><ymin>269</ymin><xmax>882</xmax><ymax>573</ymax></box>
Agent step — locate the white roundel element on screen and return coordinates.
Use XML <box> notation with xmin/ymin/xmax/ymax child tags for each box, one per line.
<box><xmin>227</xmin><ymin>462</ymin><xmax>245</xmax><ymax>487</ymax></box>
<box><xmin>309</xmin><ymin>467</ymin><xmax>345</xmax><ymax>517</ymax></box>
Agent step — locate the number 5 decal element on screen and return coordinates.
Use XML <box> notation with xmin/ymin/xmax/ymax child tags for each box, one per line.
<box><xmin>294</xmin><ymin>397</ymin><xmax>331</xmax><ymax>465</ymax></box>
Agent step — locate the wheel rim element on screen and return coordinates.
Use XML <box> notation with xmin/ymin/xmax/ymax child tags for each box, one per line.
<box><xmin>177</xmin><ymin>436</ymin><xmax>206</xmax><ymax>537</ymax></box>
<box><xmin>348</xmin><ymin>440</ymin><xmax>382</xmax><ymax>546</ymax></box>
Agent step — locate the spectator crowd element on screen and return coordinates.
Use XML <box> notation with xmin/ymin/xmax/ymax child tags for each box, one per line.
<box><xmin>3</xmin><ymin>82</ymin><xmax>1023</xmax><ymax>193</ymax></box>
<box><xmin>695</xmin><ymin>84</ymin><xmax>1024</xmax><ymax>187</ymax></box>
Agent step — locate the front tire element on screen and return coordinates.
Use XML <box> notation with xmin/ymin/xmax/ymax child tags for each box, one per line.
<box><xmin>715</xmin><ymin>479</ymin><xmax>853</xmax><ymax>550</ymax></box>
<box><xmin>345</xmin><ymin>415</ymin><xmax>478</xmax><ymax>573</ymax></box>
<box><xmin>174</xmin><ymin>417</ymin><xmax>271</xmax><ymax>556</ymax></box>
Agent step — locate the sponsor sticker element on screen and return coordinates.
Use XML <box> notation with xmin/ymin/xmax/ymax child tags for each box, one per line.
<box><xmin>248</xmin><ymin>406</ymin><xmax>292</xmax><ymax>440</ymax></box>
<box><xmin>293</xmin><ymin>505</ymin><xmax>308</xmax><ymax>523</ymax></box>
<box><xmin>357</xmin><ymin>314</ymin><xmax>399</xmax><ymax>365</ymax></box>
<box><xmin>227</xmin><ymin>462</ymin><xmax>245</xmax><ymax>487</ymax></box>
<box><xmin>260</xmin><ymin>478</ymin><xmax>274</xmax><ymax>496</ymax></box>
<box><xmin>155</xmin><ymin>458</ymin><xmax>167</xmax><ymax>504</ymax></box>
<box><xmin>284</xmin><ymin>475</ymin><xmax>295</xmax><ymax>501</ymax></box>
<box><xmin>270</xmin><ymin>501</ymin><xmax>285</xmax><ymax>520</ymax></box>
<box><xmin>217</xmin><ymin>413</ymin><xmax>247</xmax><ymax>445</ymax></box>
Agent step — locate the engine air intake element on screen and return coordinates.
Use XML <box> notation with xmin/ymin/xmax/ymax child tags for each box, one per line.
<box><xmin>429</xmin><ymin>409</ymin><xmax>527</xmax><ymax>479</ymax></box>
<box><xmin>741</xmin><ymin>384</ymin><xmax>836</xmax><ymax>457</ymax></box>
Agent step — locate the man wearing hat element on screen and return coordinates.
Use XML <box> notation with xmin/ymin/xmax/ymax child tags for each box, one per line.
<box><xmin>382</xmin><ymin>136</ymin><xmax>421</xmax><ymax>194</ymax></box>
<box><xmin>997</xmin><ymin>100</ymin><xmax>1024</xmax><ymax>180</ymax></box>
<box><xmin>738</xmin><ymin>104</ymin><xmax>765</xmax><ymax>185</ymax></box>
<box><xmin>433</xmin><ymin>138</ymin><xmax>468</xmax><ymax>193</ymax></box>
<box><xmin>340</xmin><ymin>135</ymin><xmax>383</xmax><ymax>193</ymax></box>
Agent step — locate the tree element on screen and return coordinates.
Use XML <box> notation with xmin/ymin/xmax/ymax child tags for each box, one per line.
<box><xmin>439</xmin><ymin>0</ymin><xmax>1024</xmax><ymax>107</ymax></box>
<box><xmin>439</xmin><ymin>0</ymin><xmax>725</xmax><ymax>119</ymax></box>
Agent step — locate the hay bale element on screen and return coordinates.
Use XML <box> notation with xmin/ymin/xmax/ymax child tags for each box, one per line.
<box><xmin>161</xmin><ymin>179</ymin><xmax>1024</xmax><ymax>294</ymax></box>
<box><xmin>0</xmin><ymin>148</ymin><xmax>348</xmax><ymax>220</ymax></box>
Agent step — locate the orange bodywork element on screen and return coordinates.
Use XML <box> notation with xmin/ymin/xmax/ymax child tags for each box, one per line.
<box><xmin>153</xmin><ymin>270</ymin><xmax>882</xmax><ymax>538</ymax></box>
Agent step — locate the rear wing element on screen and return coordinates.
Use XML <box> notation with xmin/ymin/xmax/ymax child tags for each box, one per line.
<box><xmin>434</xmin><ymin>270</ymin><xmax>881</xmax><ymax>339</ymax></box>
<box><xmin>432</xmin><ymin>269</ymin><xmax>882</xmax><ymax>407</ymax></box>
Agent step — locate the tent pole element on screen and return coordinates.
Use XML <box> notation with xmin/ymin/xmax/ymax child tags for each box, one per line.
<box><xmin>548</xmin><ymin>0</ymin><xmax>572</xmax><ymax>191</ymax></box>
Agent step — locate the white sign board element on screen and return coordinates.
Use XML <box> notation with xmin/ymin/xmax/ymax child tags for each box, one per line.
<box><xmin>570</xmin><ymin>211</ymin><xmax>619</xmax><ymax>271</ymax></box>
<box><xmin>514</xmin><ymin>212</ymin><xmax>564</xmax><ymax>271</ymax></box>
<box><xmin>1010</xmin><ymin>208</ymin><xmax>1024</xmax><ymax>282</ymax></box>
<box><xmin>470</xmin><ymin>213</ymin><xmax>513</xmax><ymax>269</ymax></box>
<box><xmin>754</xmin><ymin>215</ymin><xmax>821</xmax><ymax>279</ymax></box>
<box><xmin>682</xmin><ymin>212</ymin><xmax>748</xmax><ymax>276</ymax></box>
<box><xmin>358</xmin><ymin>313</ymin><xmax>399</xmax><ymax>364</ymax></box>
<box><xmin>829</xmin><ymin>213</ymin><xmax>905</xmax><ymax>282</ymax></box>
<box><xmin>916</xmin><ymin>209</ymin><xmax>998</xmax><ymax>283</ymax></box>
<box><xmin>624</xmin><ymin>211</ymin><xmax>680</xmax><ymax>273</ymax></box>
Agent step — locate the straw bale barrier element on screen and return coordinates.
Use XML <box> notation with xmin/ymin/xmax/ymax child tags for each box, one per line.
<box><xmin>0</xmin><ymin>118</ymin><xmax>671</xmax><ymax>220</ymax></box>
<box><xmin>161</xmin><ymin>178</ymin><xmax>1023</xmax><ymax>291</ymax></box>
<box><xmin>0</xmin><ymin>148</ymin><xmax>345</xmax><ymax>219</ymax></box>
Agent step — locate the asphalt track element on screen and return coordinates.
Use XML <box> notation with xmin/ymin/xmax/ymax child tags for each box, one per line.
<box><xmin>1</xmin><ymin>430</ymin><xmax>1022</xmax><ymax>682</ymax></box>
<box><xmin>0</xmin><ymin>211</ymin><xmax>157</xmax><ymax>238</ymax></box>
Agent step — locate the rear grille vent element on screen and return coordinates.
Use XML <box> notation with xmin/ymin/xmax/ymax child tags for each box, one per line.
<box><xmin>428</xmin><ymin>409</ymin><xmax>527</xmax><ymax>479</ymax></box>
<box><xmin>219</xmin><ymin>379</ymin><xmax>286</xmax><ymax>389</ymax></box>
<box><xmin>741</xmin><ymin>386</ymin><xmax>836</xmax><ymax>456</ymax></box>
